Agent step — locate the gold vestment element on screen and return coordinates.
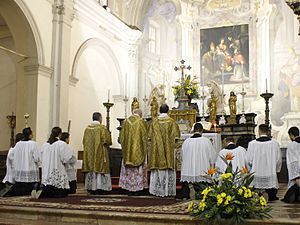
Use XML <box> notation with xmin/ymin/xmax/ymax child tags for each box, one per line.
<box><xmin>120</xmin><ymin>115</ymin><xmax>147</xmax><ymax>167</ymax></box>
<box><xmin>82</xmin><ymin>124</ymin><xmax>112</xmax><ymax>174</ymax></box>
<box><xmin>148</xmin><ymin>116</ymin><xmax>180</xmax><ymax>170</ymax></box>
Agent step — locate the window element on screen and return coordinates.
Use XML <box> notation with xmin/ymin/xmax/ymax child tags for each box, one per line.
<box><xmin>148</xmin><ymin>22</ymin><xmax>160</xmax><ymax>54</ymax></box>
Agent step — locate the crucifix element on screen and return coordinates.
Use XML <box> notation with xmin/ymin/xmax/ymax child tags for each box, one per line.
<box><xmin>174</xmin><ymin>59</ymin><xmax>191</xmax><ymax>98</ymax></box>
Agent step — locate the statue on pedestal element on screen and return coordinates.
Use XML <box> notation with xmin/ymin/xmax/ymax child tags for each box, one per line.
<box><xmin>208</xmin><ymin>93</ymin><xmax>217</xmax><ymax>124</ymax></box>
<box><xmin>150</xmin><ymin>96</ymin><xmax>159</xmax><ymax>118</ymax></box>
<box><xmin>228</xmin><ymin>91</ymin><xmax>237</xmax><ymax>124</ymax></box>
<box><xmin>148</xmin><ymin>84</ymin><xmax>165</xmax><ymax>108</ymax></box>
<box><xmin>131</xmin><ymin>97</ymin><xmax>140</xmax><ymax>113</ymax></box>
<box><xmin>207</xmin><ymin>80</ymin><xmax>224</xmax><ymax>114</ymax></box>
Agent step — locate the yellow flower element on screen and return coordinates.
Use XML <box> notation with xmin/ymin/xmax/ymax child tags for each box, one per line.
<box><xmin>187</xmin><ymin>201</ymin><xmax>194</xmax><ymax>212</ymax></box>
<box><xmin>217</xmin><ymin>196</ymin><xmax>223</xmax><ymax>206</ymax></box>
<box><xmin>199</xmin><ymin>200</ymin><xmax>207</xmax><ymax>211</ymax></box>
<box><xmin>187</xmin><ymin>89</ymin><xmax>192</xmax><ymax>95</ymax></box>
<box><xmin>201</xmin><ymin>187</ymin><xmax>211</xmax><ymax>196</ymax></box>
<box><xmin>238</xmin><ymin>188</ymin><xmax>243</xmax><ymax>195</ymax></box>
<box><xmin>260</xmin><ymin>196</ymin><xmax>267</xmax><ymax>207</ymax></box>
<box><xmin>224</xmin><ymin>195</ymin><xmax>232</xmax><ymax>205</ymax></box>
<box><xmin>221</xmin><ymin>192</ymin><xmax>226</xmax><ymax>198</ymax></box>
<box><xmin>220</xmin><ymin>173</ymin><xmax>233</xmax><ymax>179</ymax></box>
<box><xmin>243</xmin><ymin>188</ymin><xmax>253</xmax><ymax>198</ymax></box>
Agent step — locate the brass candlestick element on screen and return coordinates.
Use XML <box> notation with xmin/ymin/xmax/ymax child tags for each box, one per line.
<box><xmin>260</xmin><ymin>92</ymin><xmax>273</xmax><ymax>131</ymax></box>
<box><xmin>7</xmin><ymin>112</ymin><xmax>16</xmax><ymax>147</ymax></box>
<box><xmin>103</xmin><ymin>102</ymin><xmax>114</xmax><ymax>132</ymax></box>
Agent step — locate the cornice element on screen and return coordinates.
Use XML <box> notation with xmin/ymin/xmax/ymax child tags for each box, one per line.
<box><xmin>24</xmin><ymin>64</ymin><xmax>53</xmax><ymax>78</ymax></box>
<box><xmin>74</xmin><ymin>0</ymin><xmax>142</xmax><ymax>46</ymax></box>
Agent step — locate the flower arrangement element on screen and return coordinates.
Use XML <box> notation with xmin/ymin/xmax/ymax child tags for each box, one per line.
<box><xmin>188</xmin><ymin>153</ymin><xmax>271</xmax><ymax>224</ymax></box>
<box><xmin>172</xmin><ymin>75</ymin><xmax>199</xmax><ymax>99</ymax></box>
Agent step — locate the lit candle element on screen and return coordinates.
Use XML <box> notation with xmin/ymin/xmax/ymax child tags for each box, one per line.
<box><xmin>265</xmin><ymin>78</ymin><xmax>268</xmax><ymax>93</ymax></box>
<box><xmin>108</xmin><ymin>89</ymin><xmax>110</xmax><ymax>102</ymax></box>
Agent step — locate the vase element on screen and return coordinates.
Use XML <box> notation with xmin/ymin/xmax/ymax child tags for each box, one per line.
<box><xmin>176</xmin><ymin>96</ymin><xmax>191</xmax><ymax>110</ymax></box>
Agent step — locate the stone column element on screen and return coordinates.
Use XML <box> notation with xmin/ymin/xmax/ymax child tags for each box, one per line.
<box><xmin>50</xmin><ymin>0</ymin><xmax>74</xmax><ymax>130</ymax></box>
<box><xmin>178</xmin><ymin>15</ymin><xmax>194</xmax><ymax>68</ymax></box>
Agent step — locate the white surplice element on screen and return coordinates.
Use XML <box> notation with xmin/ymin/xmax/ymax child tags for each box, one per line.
<box><xmin>246</xmin><ymin>139</ymin><xmax>282</xmax><ymax>189</ymax></box>
<box><xmin>180</xmin><ymin>136</ymin><xmax>216</xmax><ymax>183</ymax></box>
<box><xmin>65</xmin><ymin>147</ymin><xmax>77</xmax><ymax>182</ymax></box>
<box><xmin>2</xmin><ymin>147</ymin><xmax>15</xmax><ymax>184</ymax></box>
<box><xmin>149</xmin><ymin>169</ymin><xmax>176</xmax><ymax>197</ymax></box>
<box><xmin>41</xmin><ymin>140</ymin><xmax>76</xmax><ymax>189</ymax></box>
<box><xmin>215</xmin><ymin>146</ymin><xmax>246</xmax><ymax>173</ymax></box>
<box><xmin>286</xmin><ymin>140</ymin><xmax>300</xmax><ymax>188</ymax></box>
<box><xmin>9</xmin><ymin>140</ymin><xmax>40</xmax><ymax>183</ymax></box>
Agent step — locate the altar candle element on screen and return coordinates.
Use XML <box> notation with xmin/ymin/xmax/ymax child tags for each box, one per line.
<box><xmin>108</xmin><ymin>89</ymin><xmax>110</xmax><ymax>102</ymax></box>
<box><xmin>125</xmin><ymin>73</ymin><xmax>127</xmax><ymax>97</ymax></box>
<box><xmin>201</xmin><ymin>66</ymin><xmax>205</xmax><ymax>96</ymax></box>
<box><xmin>241</xmin><ymin>61</ymin><xmax>244</xmax><ymax>91</ymax></box>
<box><xmin>144</xmin><ymin>73</ymin><xmax>147</xmax><ymax>98</ymax></box>
<box><xmin>214</xmin><ymin>124</ymin><xmax>217</xmax><ymax>132</ymax></box>
<box><xmin>265</xmin><ymin>78</ymin><xmax>268</xmax><ymax>93</ymax></box>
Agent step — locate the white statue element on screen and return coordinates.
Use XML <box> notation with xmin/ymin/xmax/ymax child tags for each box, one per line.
<box><xmin>279</xmin><ymin>48</ymin><xmax>300</xmax><ymax>111</ymax></box>
<box><xmin>206</xmin><ymin>80</ymin><xmax>224</xmax><ymax>114</ymax></box>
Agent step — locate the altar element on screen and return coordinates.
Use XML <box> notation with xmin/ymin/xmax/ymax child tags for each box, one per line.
<box><xmin>181</xmin><ymin>133</ymin><xmax>222</xmax><ymax>152</ymax></box>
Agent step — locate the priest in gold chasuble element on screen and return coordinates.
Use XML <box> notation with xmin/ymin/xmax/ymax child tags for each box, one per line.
<box><xmin>148</xmin><ymin>104</ymin><xmax>180</xmax><ymax>197</ymax></box>
<box><xmin>119</xmin><ymin>109</ymin><xmax>148</xmax><ymax>193</ymax></box>
<box><xmin>82</xmin><ymin>112</ymin><xmax>112</xmax><ymax>194</ymax></box>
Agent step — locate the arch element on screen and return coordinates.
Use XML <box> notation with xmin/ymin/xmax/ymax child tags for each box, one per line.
<box><xmin>70</xmin><ymin>38</ymin><xmax>124</xmax><ymax>94</ymax></box>
<box><xmin>14</xmin><ymin>0</ymin><xmax>44</xmax><ymax>65</ymax></box>
<box><xmin>0</xmin><ymin>0</ymin><xmax>43</xmax><ymax>65</ymax></box>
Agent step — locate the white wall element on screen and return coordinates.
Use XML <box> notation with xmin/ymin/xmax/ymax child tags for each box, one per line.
<box><xmin>0</xmin><ymin>38</ymin><xmax>16</xmax><ymax>150</ymax></box>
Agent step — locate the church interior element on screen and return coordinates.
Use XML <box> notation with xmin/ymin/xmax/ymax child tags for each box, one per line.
<box><xmin>0</xmin><ymin>0</ymin><xmax>300</xmax><ymax>224</ymax></box>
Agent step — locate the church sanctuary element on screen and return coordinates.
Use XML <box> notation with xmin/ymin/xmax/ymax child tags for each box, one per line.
<box><xmin>1</xmin><ymin>0</ymin><xmax>300</xmax><ymax>224</ymax></box>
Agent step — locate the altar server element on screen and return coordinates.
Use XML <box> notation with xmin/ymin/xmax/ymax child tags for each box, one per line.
<box><xmin>0</xmin><ymin>133</ymin><xmax>24</xmax><ymax>196</ymax></box>
<box><xmin>38</xmin><ymin>127</ymin><xmax>76</xmax><ymax>198</ymax></box>
<box><xmin>286</xmin><ymin>127</ymin><xmax>300</xmax><ymax>188</ymax></box>
<box><xmin>180</xmin><ymin>123</ymin><xmax>216</xmax><ymax>199</ymax></box>
<box><xmin>60</xmin><ymin>132</ymin><xmax>77</xmax><ymax>194</ymax></box>
<box><xmin>282</xmin><ymin>127</ymin><xmax>300</xmax><ymax>203</ymax></box>
<box><xmin>246</xmin><ymin>124</ymin><xmax>282</xmax><ymax>201</ymax></box>
<box><xmin>4</xmin><ymin>127</ymin><xmax>40</xmax><ymax>197</ymax></box>
<box><xmin>2</xmin><ymin>133</ymin><xmax>24</xmax><ymax>185</ymax></box>
<box><xmin>215</xmin><ymin>137</ymin><xmax>246</xmax><ymax>173</ymax></box>
<box><xmin>119</xmin><ymin>109</ymin><xmax>148</xmax><ymax>195</ymax></box>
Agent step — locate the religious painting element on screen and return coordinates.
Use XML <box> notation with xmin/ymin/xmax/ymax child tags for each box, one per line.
<box><xmin>200</xmin><ymin>24</ymin><xmax>249</xmax><ymax>85</ymax></box>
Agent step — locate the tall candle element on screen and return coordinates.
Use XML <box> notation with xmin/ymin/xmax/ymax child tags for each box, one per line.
<box><xmin>201</xmin><ymin>66</ymin><xmax>205</xmax><ymax>96</ymax></box>
<box><xmin>108</xmin><ymin>89</ymin><xmax>110</xmax><ymax>102</ymax></box>
<box><xmin>241</xmin><ymin>62</ymin><xmax>244</xmax><ymax>91</ymax></box>
<box><xmin>265</xmin><ymin>78</ymin><xmax>268</xmax><ymax>93</ymax></box>
<box><xmin>125</xmin><ymin>73</ymin><xmax>127</xmax><ymax>97</ymax></box>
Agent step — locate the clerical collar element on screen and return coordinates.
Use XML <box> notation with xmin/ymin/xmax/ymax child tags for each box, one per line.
<box><xmin>159</xmin><ymin>113</ymin><xmax>168</xmax><ymax>118</ymax></box>
<box><xmin>256</xmin><ymin>135</ymin><xmax>271</xmax><ymax>142</ymax></box>
<box><xmin>91</xmin><ymin>121</ymin><xmax>100</xmax><ymax>125</ymax></box>
<box><xmin>191</xmin><ymin>132</ymin><xmax>202</xmax><ymax>138</ymax></box>
<box><xmin>226</xmin><ymin>143</ymin><xmax>237</xmax><ymax>150</ymax></box>
<box><xmin>294</xmin><ymin>136</ymin><xmax>300</xmax><ymax>143</ymax></box>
